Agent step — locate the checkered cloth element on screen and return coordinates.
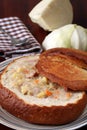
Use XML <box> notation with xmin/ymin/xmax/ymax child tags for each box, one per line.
<box><xmin>0</xmin><ymin>17</ymin><xmax>42</xmax><ymax>58</ymax></box>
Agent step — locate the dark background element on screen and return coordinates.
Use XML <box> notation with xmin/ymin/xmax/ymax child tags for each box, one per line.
<box><xmin>0</xmin><ymin>0</ymin><xmax>87</xmax><ymax>44</ymax></box>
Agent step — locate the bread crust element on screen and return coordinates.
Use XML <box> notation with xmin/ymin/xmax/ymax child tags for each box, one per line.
<box><xmin>0</xmin><ymin>54</ymin><xmax>87</xmax><ymax>125</ymax></box>
<box><xmin>36</xmin><ymin>48</ymin><xmax>87</xmax><ymax>91</ymax></box>
<box><xmin>0</xmin><ymin>83</ymin><xmax>87</xmax><ymax>125</ymax></box>
<box><xmin>40</xmin><ymin>48</ymin><xmax>87</xmax><ymax>63</ymax></box>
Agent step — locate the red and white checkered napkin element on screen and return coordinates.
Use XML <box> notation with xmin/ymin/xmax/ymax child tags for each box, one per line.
<box><xmin>0</xmin><ymin>17</ymin><xmax>42</xmax><ymax>58</ymax></box>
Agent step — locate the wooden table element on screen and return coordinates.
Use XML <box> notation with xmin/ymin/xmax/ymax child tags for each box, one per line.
<box><xmin>0</xmin><ymin>0</ymin><xmax>87</xmax><ymax>129</ymax></box>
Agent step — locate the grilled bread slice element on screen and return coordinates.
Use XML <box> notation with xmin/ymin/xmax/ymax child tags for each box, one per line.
<box><xmin>0</xmin><ymin>54</ymin><xmax>87</xmax><ymax>125</ymax></box>
<box><xmin>36</xmin><ymin>48</ymin><xmax>87</xmax><ymax>91</ymax></box>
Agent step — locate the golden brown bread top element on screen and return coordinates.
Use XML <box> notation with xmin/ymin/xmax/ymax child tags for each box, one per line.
<box><xmin>36</xmin><ymin>48</ymin><xmax>87</xmax><ymax>91</ymax></box>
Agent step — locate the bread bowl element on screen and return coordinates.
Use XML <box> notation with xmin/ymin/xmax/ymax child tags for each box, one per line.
<box><xmin>0</xmin><ymin>52</ymin><xmax>87</xmax><ymax>125</ymax></box>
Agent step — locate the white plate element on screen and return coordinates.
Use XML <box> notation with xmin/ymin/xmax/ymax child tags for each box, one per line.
<box><xmin>0</xmin><ymin>57</ymin><xmax>87</xmax><ymax>130</ymax></box>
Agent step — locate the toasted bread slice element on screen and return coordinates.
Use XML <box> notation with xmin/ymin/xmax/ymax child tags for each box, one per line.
<box><xmin>36</xmin><ymin>48</ymin><xmax>87</xmax><ymax>90</ymax></box>
<box><xmin>0</xmin><ymin>55</ymin><xmax>87</xmax><ymax>125</ymax></box>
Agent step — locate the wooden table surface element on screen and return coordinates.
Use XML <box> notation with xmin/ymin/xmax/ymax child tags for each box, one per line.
<box><xmin>0</xmin><ymin>0</ymin><xmax>87</xmax><ymax>129</ymax></box>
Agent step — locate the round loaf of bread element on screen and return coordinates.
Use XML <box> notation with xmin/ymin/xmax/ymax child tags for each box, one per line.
<box><xmin>0</xmin><ymin>55</ymin><xmax>87</xmax><ymax>125</ymax></box>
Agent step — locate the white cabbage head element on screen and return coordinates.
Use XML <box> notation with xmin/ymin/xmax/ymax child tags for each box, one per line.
<box><xmin>42</xmin><ymin>24</ymin><xmax>87</xmax><ymax>51</ymax></box>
